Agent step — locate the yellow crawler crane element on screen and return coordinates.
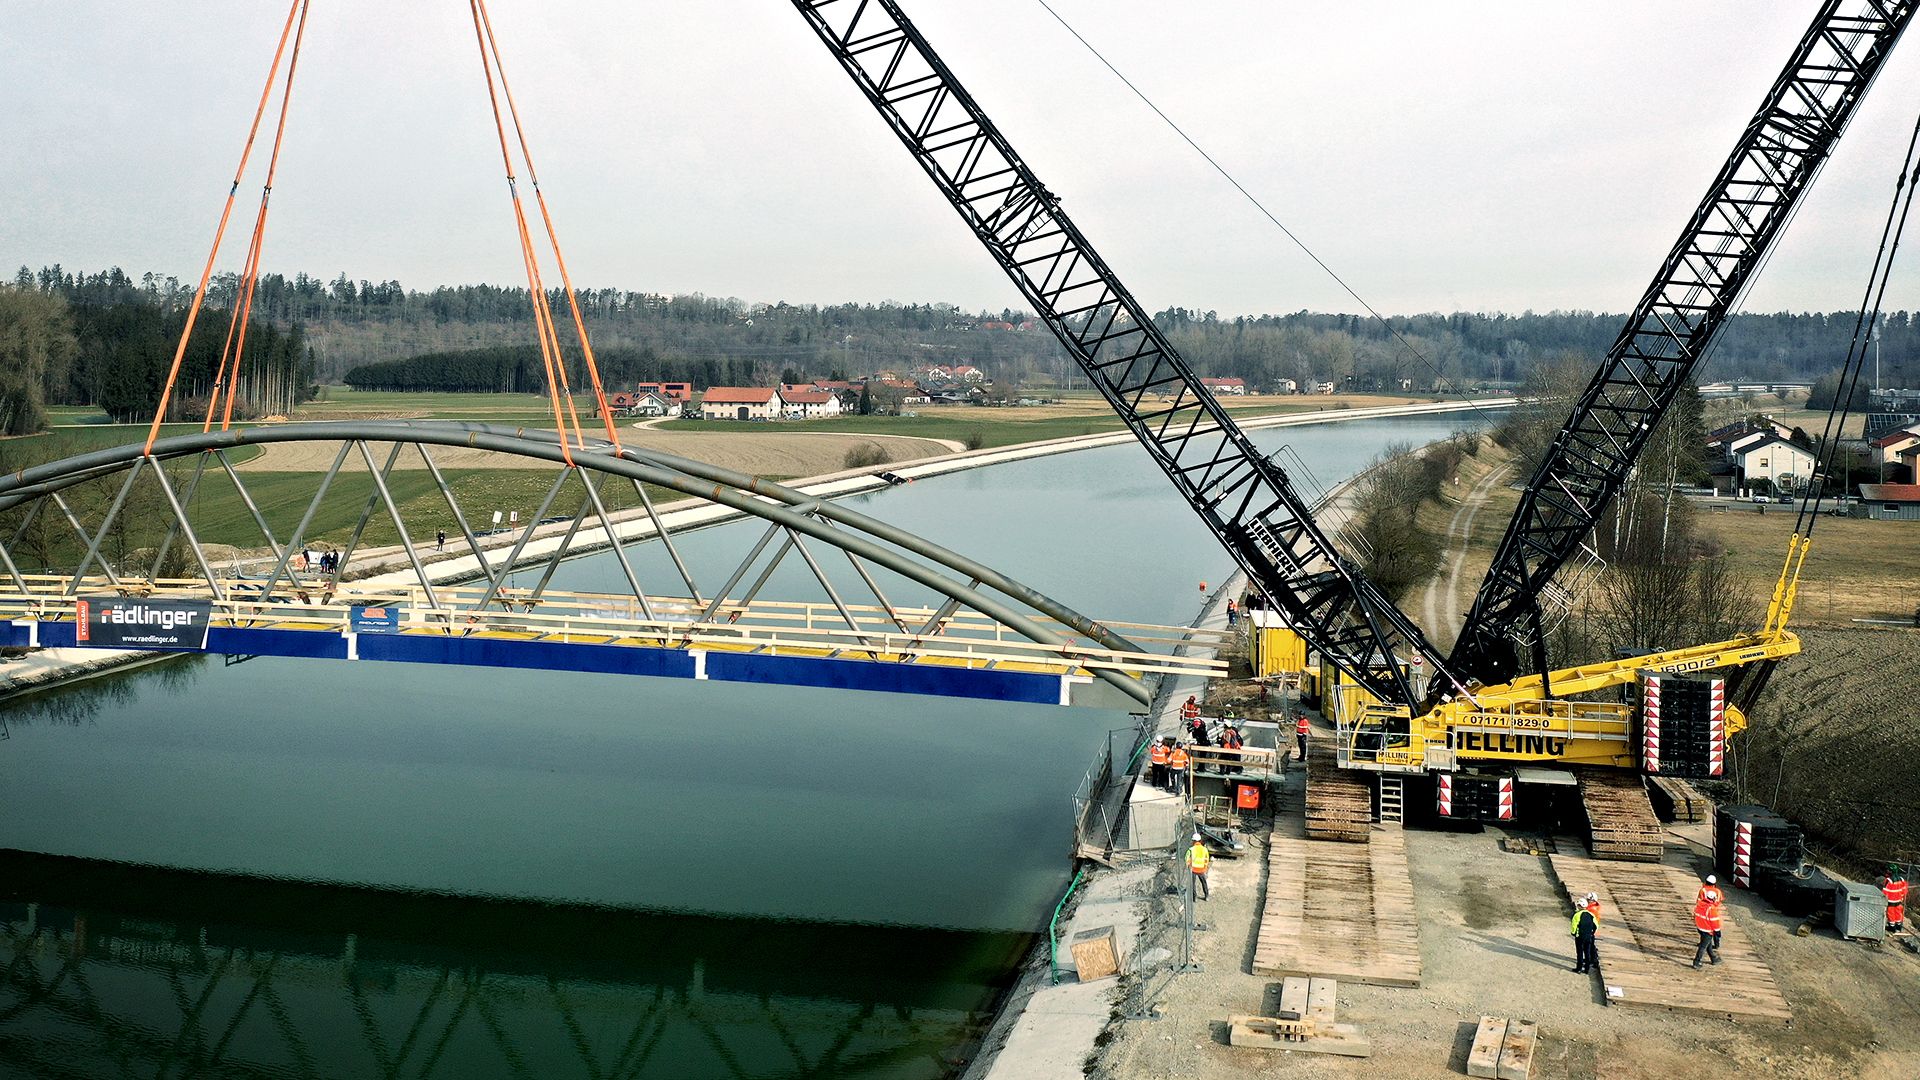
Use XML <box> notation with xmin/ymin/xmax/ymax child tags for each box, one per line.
<box><xmin>1332</xmin><ymin>535</ymin><xmax>1811</xmax><ymax>774</ymax></box>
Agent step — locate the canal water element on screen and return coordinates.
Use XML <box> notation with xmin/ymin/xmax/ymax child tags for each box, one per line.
<box><xmin>0</xmin><ymin>414</ymin><xmax>1478</xmax><ymax>1078</ymax></box>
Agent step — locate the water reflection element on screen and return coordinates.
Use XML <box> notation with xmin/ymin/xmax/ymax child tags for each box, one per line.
<box><xmin>0</xmin><ymin>852</ymin><xmax>1022</xmax><ymax>1079</ymax></box>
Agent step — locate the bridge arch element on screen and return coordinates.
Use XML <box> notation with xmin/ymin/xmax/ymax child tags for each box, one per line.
<box><xmin>0</xmin><ymin>423</ymin><xmax>1215</xmax><ymax>706</ymax></box>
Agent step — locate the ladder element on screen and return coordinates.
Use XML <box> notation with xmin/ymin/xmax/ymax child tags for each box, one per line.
<box><xmin>1376</xmin><ymin>775</ymin><xmax>1404</xmax><ymax>825</ymax></box>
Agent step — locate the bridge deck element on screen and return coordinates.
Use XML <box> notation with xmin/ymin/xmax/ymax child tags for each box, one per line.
<box><xmin>0</xmin><ymin>577</ymin><xmax>1223</xmax><ymax>707</ymax></box>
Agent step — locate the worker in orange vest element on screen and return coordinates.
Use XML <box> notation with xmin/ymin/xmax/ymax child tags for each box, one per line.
<box><xmin>1294</xmin><ymin>711</ymin><xmax>1311</xmax><ymax>762</ymax></box>
<box><xmin>1168</xmin><ymin>742</ymin><xmax>1191</xmax><ymax>797</ymax></box>
<box><xmin>1148</xmin><ymin>737</ymin><xmax>1171</xmax><ymax>791</ymax></box>
<box><xmin>1696</xmin><ymin>874</ymin><xmax>1721</xmax><ymax>906</ymax></box>
<box><xmin>1185</xmin><ymin>831</ymin><xmax>1212</xmax><ymax>900</ymax></box>
<box><xmin>1219</xmin><ymin>723</ymin><xmax>1244</xmax><ymax>776</ymax></box>
<box><xmin>1180</xmin><ymin>695</ymin><xmax>1200</xmax><ymax>729</ymax></box>
<box><xmin>1880</xmin><ymin>866</ymin><xmax>1909</xmax><ymax>933</ymax></box>
<box><xmin>1691</xmin><ymin>890</ymin><xmax>1724</xmax><ymax>968</ymax></box>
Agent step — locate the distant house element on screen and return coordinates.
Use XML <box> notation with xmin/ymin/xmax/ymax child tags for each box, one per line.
<box><xmin>700</xmin><ymin>387</ymin><xmax>780</xmax><ymax>420</ymax></box>
<box><xmin>1856</xmin><ymin>483</ymin><xmax>1920</xmax><ymax>520</ymax></box>
<box><xmin>950</xmin><ymin>364</ymin><xmax>986</xmax><ymax>383</ymax></box>
<box><xmin>1276</xmin><ymin>378</ymin><xmax>1298</xmax><ymax>394</ymax></box>
<box><xmin>635</xmin><ymin>381</ymin><xmax>693</xmax><ymax>404</ymax></box>
<box><xmin>1733</xmin><ymin>436</ymin><xmax>1817</xmax><ymax>492</ymax></box>
<box><xmin>1707</xmin><ymin>417</ymin><xmax>1793</xmax><ymax>459</ymax></box>
<box><xmin>779</xmin><ymin>388</ymin><xmax>844</xmax><ymax>419</ymax></box>
<box><xmin>1870</xmin><ymin>424</ymin><xmax>1920</xmax><ymax>467</ymax></box>
<box><xmin>1315</xmin><ymin>381</ymin><xmax>1336</xmax><ymax>395</ymax></box>
<box><xmin>630</xmin><ymin>391</ymin><xmax>679</xmax><ymax>418</ymax></box>
<box><xmin>979</xmin><ymin>320</ymin><xmax>1015</xmax><ymax>331</ymax></box>
<box><xmin>1201</xmin><ymin>377</ymin><xmax>1247</xmax><ymax>395</ymax></box>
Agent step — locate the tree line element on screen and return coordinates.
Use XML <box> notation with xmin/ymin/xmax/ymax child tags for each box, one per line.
<box><xmin>2</xmin><ymin>267</ymin><xmax>316</xmax><ymax>430</ymax></box>
<box><xmin>12</xmin><ymin>263</ymin><xmax>1914</xmax><ymax>417</ymax></box>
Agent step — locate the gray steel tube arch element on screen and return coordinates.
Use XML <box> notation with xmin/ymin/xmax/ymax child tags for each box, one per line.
<box><xmin>0</xmin><ymin>422</ymin><xmax>1156</xmax><ymax>704</ymax></box>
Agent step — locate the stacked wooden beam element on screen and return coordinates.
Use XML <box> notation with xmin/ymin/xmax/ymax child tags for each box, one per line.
<box><xmin>1227</xmin><ymin>976</ymin><xmax>1370</xmax><ymax>1057</ymax></box>
<box><xmin>1305</xmin><ymin>743</ymin><xmax>1373</xmax><ymax>842</ymax></box>
<box><xmin>1577</xmin><ymin>769</ymin><xmax>1665</xmax><ymax>862</ymax></box>
<box><xmin>1648</xmin><ymin>776</ymin><xmax>1710</xmax><ymax>823</ymax></box>
<box><xmin>1466</xmin><ymin>1016</ymin><xmax>1538</xmax><ymax>1079</ymax></box>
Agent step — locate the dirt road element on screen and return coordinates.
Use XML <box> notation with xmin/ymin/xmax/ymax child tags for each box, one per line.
<box><xmin>1420</xmin><ymin>460</ymin><xmax>1511</xmax><ymax>648</ymax></box>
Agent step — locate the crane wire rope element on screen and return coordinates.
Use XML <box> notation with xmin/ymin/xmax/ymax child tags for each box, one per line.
<box><xmin>142</xmin><ymin>0</ymin><xmax>305</xmax><ymax>457</ymax></box>
<box><xmin>1029</xmin><ymin>0</ymin><xmax>1498</xmax><ymax>426</ymax></box>
<box><xmin>1794</xmin><ymin>106</ymin><xmax>1920</xmax><ymax>541</ymax></box>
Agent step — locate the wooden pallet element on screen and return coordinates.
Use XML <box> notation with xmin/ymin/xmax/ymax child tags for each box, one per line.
<box><xmin>1305</xmin><ymin>742</ymin><xmax>1373</xmax><ymax>842</ymax></box>
<box><xmin>1577</xmin><ymin>769</ymin><xmax>1664</xmax><ymax>861</ymax></box>
<box><xmin>1648</xmin><ymin>776</ymin><xmax>1710</xmax><ymax>823</ymax></box>
<box><xmin>1252</xmin><ymin>826</ymin><xmax>1421</xmax><ymax>986</ymax></box>
<box><xmin>1547</xmin><ymin>853</ymin><xmax>1791</xmax><ymax>1025</ymax></box>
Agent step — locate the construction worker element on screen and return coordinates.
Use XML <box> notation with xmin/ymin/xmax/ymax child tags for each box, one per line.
<box><xmin>1148</xmin><ymin>737</ymin><xmax>1170</xmax><ymax>791</ymax></box>
<box><xmin>1180</xmin><ymin>694</ymin><xmax>1200</xmax><ymax>729</ymax></box>
<box><xmin>1692</xmin><ymin>887</ymin><xmax>1724</xmax><ymax>968</ymax></box>
<box><xmin>1879</xmin><ymin>866</ymin><xmax>1909</xmax><ymax>933</ymax></box>
<box><xmin>1696</xmin><ymin>874</ymin><xmax>1721</xmax><ymax>905</ymax></box>
<box><xmin>1185</xmin><ymin>831</ymin><xmax>1211</xmax><ymax>900</ymax></box>
<box><xmin>1220</xmin><ymin>723</ymin><xmax>1244</xmax><ymax>776</ymax></box>
<box><xmin>1294</xmin><ymin>711</ymin><xmax>1311</xmax><ymax>762</ymax></box>
<box><xmin>1188</xmin><ymin>706</ymin><xmax>1210</xmax><ymax>746</ymax></box>
<box><xmin>1570</xmin><ymin>897</ymin><xmax>1599</xmax><ymax>974</ymax></box>
<box><xmin>1168</xmin><ymin>742</ymin><xmax>1191</xmax><ymax>797</ymax></box>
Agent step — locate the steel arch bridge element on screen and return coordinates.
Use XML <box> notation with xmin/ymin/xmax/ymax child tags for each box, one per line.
<box><xmin>0</xmin><ymin>422</ymin><xmax>1220</xmax><ymax>708</ymax></box>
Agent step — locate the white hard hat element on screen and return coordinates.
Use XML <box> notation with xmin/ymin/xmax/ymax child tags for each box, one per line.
<box><xmin>1706</xmin><ymin>874</ymin><xmax>1717</xmax><ymax>884</ymax></box>
<box><xmin>1192</xmin><ymin>832</ymin><xmax>1203</xmax><ymax>841</ymax></box>
<box><xmin>1584</xmin><ymin>892</ymin><xmax>1597</xmax><ymax>903</ymax></box>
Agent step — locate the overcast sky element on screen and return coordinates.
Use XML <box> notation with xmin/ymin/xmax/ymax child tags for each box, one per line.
<box><xmin>5</xmin><ymin>1</ymin><xmax>1920</xmax><ymax>318</ymax></box>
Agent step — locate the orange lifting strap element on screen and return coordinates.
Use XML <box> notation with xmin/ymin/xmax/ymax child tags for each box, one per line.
<box><xmin>145</xmin><ymin>0</ymin><xmax>620</xmax><ymax>463</ymax></box>
<box><xmin>143</xmin><ymin>0</ymin><xmax>306</xmax><ymax>456</ymax></box>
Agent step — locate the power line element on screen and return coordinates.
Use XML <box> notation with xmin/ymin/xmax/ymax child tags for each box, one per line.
<box><xmin>1029</xmin><ymin>0</ymin><xmax>1499</xmax><ymax>426</ymax></box>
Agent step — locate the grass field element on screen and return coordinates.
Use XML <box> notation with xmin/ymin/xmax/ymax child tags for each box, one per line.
<box><xmin>2</xmin><ymin>461</ymin><xmax>704</xmax><ymax>568</ymax></box>
<box><xmin>1</xmin><ymin>425</ymin><xmax>265</xmax><ymax>468</ymax></box>
<box><xmin>1696</xmin><ymin>504</ymin><xmax>1920</xmax><ymax>625</ymax></box>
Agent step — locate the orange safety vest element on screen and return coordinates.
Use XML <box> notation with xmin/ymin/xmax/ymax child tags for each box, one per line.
<box><xmin>1222</xmin><ymin>729</ymin><xmax>1243</xmax><ymax>750</ymax></box>
<box><xmin>1296</xmin><ymin>715</ymin><xmax>1311</xmax><ymax>736</ymax></box>
<box><xmin>1884</xmin><ymin>878</ymin><xmax>1909</xmax><ymax>904</ymax></box>
<box><xmin>1697</xmin><ymin>885</ymin><xmax>1722</xmax><ymax>906</ymax></box>
<box><xmin>1149</xmin><ymin>742</ymin><xmax>1170</xmax><ymax>766</ymax></box>
<box><xmin>1692</xmin><ymin>898</ymin><xmax>1723</xmax><ymax>933</ymax></box>
<box><xmin>1181</xmin><ymin>699</ymin><xmax>1200</xmax><ymax>722</ymax></box>
<box><xmin>1186</xmin><ymin>842</ymin><xmax>1211</xmax><ymax>874</ymax></box>
<box><xmin>1169</xmin><ymin>747</ymin><xmax>1190</xmax><ymax>771</ymax></box>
